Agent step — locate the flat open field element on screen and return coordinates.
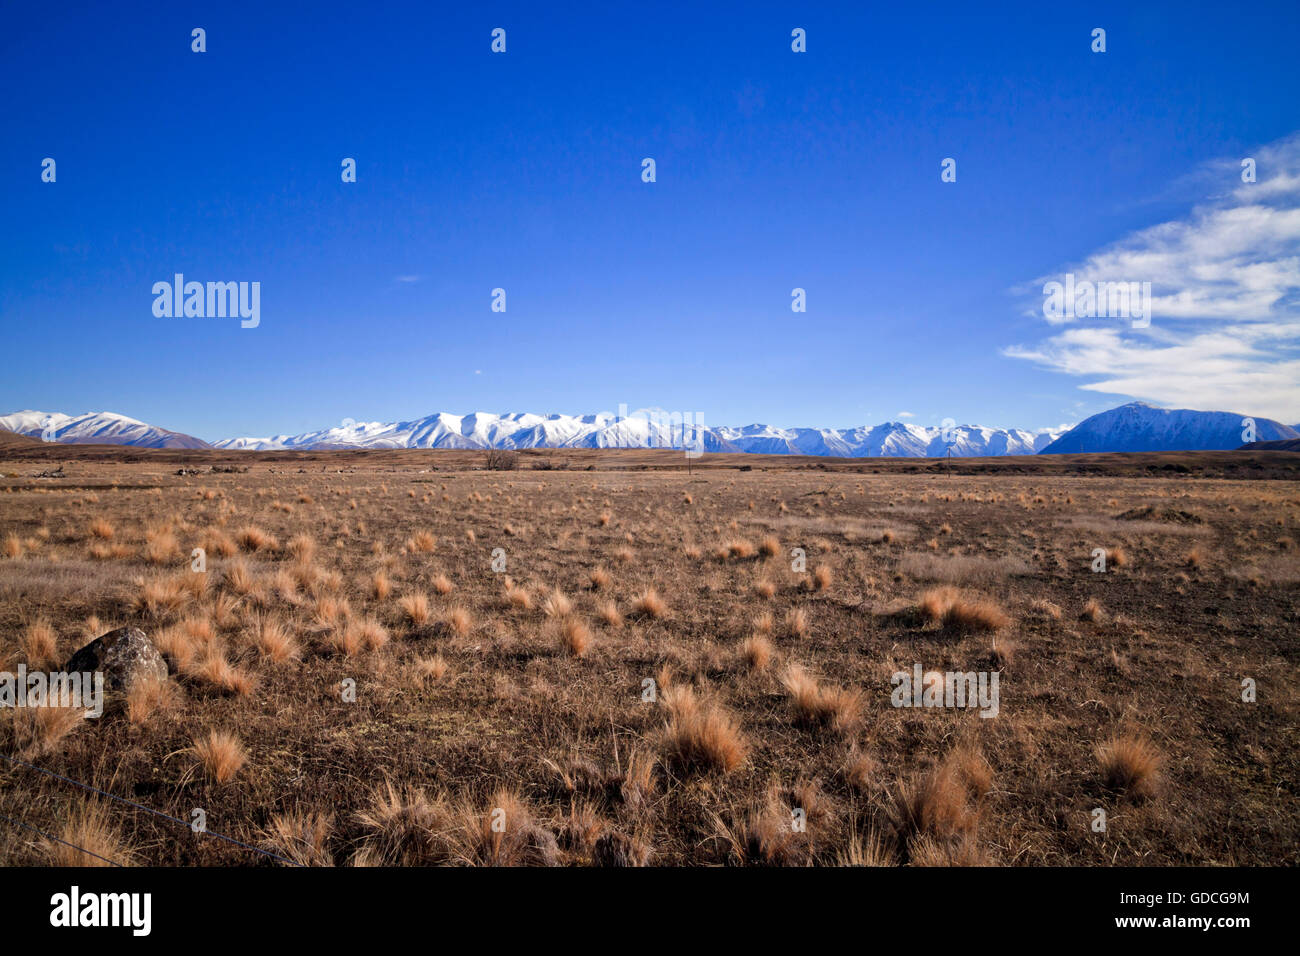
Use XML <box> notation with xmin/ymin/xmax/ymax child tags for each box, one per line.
<box><xmin>1</xmin><ymin>447</ymin><xmax>1298</xmax><ymax>866</ymax></box>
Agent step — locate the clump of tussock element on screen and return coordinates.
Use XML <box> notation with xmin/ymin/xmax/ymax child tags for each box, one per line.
<box><xmin>778</xmin><ymin>664</ymin><xmax>861</xmax><ymax>732</ymax></box>
<box><xmin>560</xmin><ymin>618</ymin><xmax>593</xmax><ymax>657</ymax></box>
<box><xmin>758</xmin><ymin>536</ymin><xmax>780</xmax><ymax>559</ymax></box>
<box><xmin>190</xmin><ymin>729</ymin><xmax>248</xmax><ymax>783</ymax></box>
<box><xmin>917</xmin><ymin>587</ymin><xmax>1010</xmax><ymax>633</ymax></box>
<box><xmin>44</xmin><ymin>801</ymin><xmax>135</xmax><ymax>867</ymax></box>
<box><xmin>261</xmin><ymin>810</ymin><xmax>335</xmax><ymax>867</ymax></box>
<box><xmin>783</xmin><ymin>607</ymin><xmax>809</xmax><ymax>638</ymax></box>
<box><xmin>1097</xmin><ymin>734</ymin><xmax>1162</xmax><ymax>801</ymax></box>
<box><xmin>399</xmin><ymin>593</ymin><xmax>430</xmax><ymax>627</ymax></box>
<box><xmin>235</xmin><ymin>525</ymin><xmax>278</xmax><ymax>553</ymax></box>
<box><xmin>741</xmin><ymin>635</ymin><xmax>773</xmax><ymax>671</ymax></box>
<box><xmin>542</xmin><ymin>588</ymin><xmax>573</xmax><ymax>618</ymax></box>
<box><xmin>658</xmin><ymin>685</ymin><xmax>748</xmax><ymax>774</ymax></box>
<box><xmin>630</xmin><ymin>589</ymin><xmax>667</xmax><ymax>620</ymax></box>
<box><xmin>889</xmin><ymin>747</ymin><xmax>993</xmax><ymax>861</ymax></box>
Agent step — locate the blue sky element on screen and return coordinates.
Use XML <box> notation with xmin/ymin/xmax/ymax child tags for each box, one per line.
<box><xmin>3</xmin><ymin>1</ymin><xmax>1299</xmax><ymax>440</ymax></box>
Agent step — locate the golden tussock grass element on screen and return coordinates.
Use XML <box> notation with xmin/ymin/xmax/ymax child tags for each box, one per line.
<box><xmin>432</xmin><ymin>573</ymin><xmax>455</xmax><ymax>595</ymax></box>
<box><xmin>542</xmin><ymin>588</ymin><xmax>573</xmax><ymax>618</ymax></box>
<box><xmin>1097</xmin><ymin>734</ymin><xmax>1162</xmax><ymax>801</ymax></box>
<box><xmin>631</xmin><ymin>589</ymin><xmax>667</xmax><ymax>620</ymax></box>
<box><xmin>21</xmin><ymin>620</ymin><xmax>58</xmax><ymax>667</ymax></box>
<box><xmin>235</xmin><ymin>525</ymin><xmax>278</xmax><ymax>553</ymax></box>
<box><xmin>778</xmin><ymin>664</ymin><xmax>861</xmax><ymax>732</ymax></box>
<box><xmin>399</xmin><ymin>593</ymin><xmax>430</xmax><ymax>626</ymax></box>
<box><xmin>126</xmin><ymin>675</ymin><xmax>176</xmax><ymax>727</ymax></box>
<box><xmin>560</xmin><ymin>618</ymin><xmax>593</xmax><ymax>657</ymax></box>
<box><xmin>444</xmin><ymin>604</ymin><xmax>473</xmax><ymax>637</ymax></box>
<box><xmin>4</xmin><ymin>533</ymin><xmax>24</xmax><ymax>558</ymax></box>
<box><xmin>758</xmin><ymin>536</ymin><xmax>780</xmax><ymax>558</ymax></box>
<box><xmin>741</xmin><ymin>635</ymin><xmax>772</xmax><ymax>671</ymax></box>
<box><xmin>88</xmin><ymin>518</ymin><xmax>115</xmax><ymax>540</ymax></box>
<box><xmin>249</xmin><ymin>615</ymin><xmax>300</xmax><ymax>662</ymax></box>
<box><xmin>261</xmin><ymin>809</ymin><xmax>334</xmax><ymax>867</ymax></box>
<box><xmin>918</xmin><ymin>587</ymin><xmax>1010</xmax><ymax>632</ymax></box>
<box><xmin>783</xmin><ymin>607</ymin><xmax>808</xmax><ymax>638</ymax></box>
<box><xmin>658</xmin><ymin>685</ymin><xmax>747</xmax><ymax>774</ymax></box>
<box><xmin>596</xmin><ymin>600</ymin><xmax>622</xmax><ymax>627</ymax></box>
<box><xmin>506</xmin><ymin>584</ymin><xmax>532</xmax><ymax>610</ymax></box>
<box><xmin>191</xmin><ymin>729</ymin><xmax>248</xmax><ymax>783</ymax></box>
<box><xmin>45</xmin><ymin>802</ymin><xmax>134</xmax><ymax>867</ymax></box>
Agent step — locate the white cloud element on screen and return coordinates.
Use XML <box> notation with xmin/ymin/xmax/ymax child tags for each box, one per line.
<box><xmin>896</xmin><ymin>411</ymin><xmax>914</xmax><ymax>418</ymax></box>
<box><xmin>1006</xmin><ymin>133</ymin><xmax>1300</xmax><ymax>422</ymax></box>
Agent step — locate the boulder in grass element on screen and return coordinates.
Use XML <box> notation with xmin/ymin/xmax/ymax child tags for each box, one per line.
<box><xmin>63</xmin><ymin>626</ymin><xmax>169</xmax><ymax>692</ymax></box>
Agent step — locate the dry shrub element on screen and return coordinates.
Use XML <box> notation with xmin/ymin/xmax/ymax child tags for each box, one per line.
<box><xmin>191</xmin><ymin>729</ymin><xmax>248</xmax><ymax>783</ymax></box>
<box><xmin>88</xmin><ymin>518</ymin><xmax>114</xmax><ymax>540</ymax></box>
<box><xmin>659</xmin><ymin>685</ymin><xmax>747</xmax><ymax>774</ymax></box>
<box><xmin>1097</xmin><ymin>734</ymin><xmax>1162</xmax><ymax>801</ymax></box>
<box><xmin>143</xmin><ymin>529</ymin><xmax>180</xmax><ymax>566</ymax></box>
<box><xmin>9</xmin><ymin>702</ymin><xmax>85</xmax><ymax>756</ymax></box>
<box><xmin>891</xmin><ymin>748</ymin><xmax>994</xmax><ymax>860</ymax></box>
<box><xmin>812</xmin><ymin>563</ymin><xmax>833</xmax><ymax>592</ymax></box>
<box><xmin>192</xmin><ymin>647</ymin><xmax>255</xmax><ymax>696</ymax></box>
<box><xmin>132</xmin><ymin>575</ymin><xmax>191</xmax><ymax>617</ymax></box>
<box><xmin>838</xmin><ymin>827</ymin><xmax>897</xmax><ymax>866</ymax></box>
<box><xmin>202</xmin><ymin>529</ymin><xmax>237</xmax><ymax>558</ymax></box>
<box><xmin>588</xmin><ymin>568</ymin><xmax>611</xmax><ymax>590</ymax></box>
<box><xmin>758</xmin><ymin>536</ymin><xmax>780</xmax><ymax>558</ymax></box>
<box><xmin>3</xmin><ymin>533</ymin><xmax>22</xmax><ymax>559</ymax></box>
<box><xmin>755</xmin><ymin>580</ymin><xmax>776</xmax><ymax>599</ymax></box>
<box><xmin>724</xmin><ymin>538</ymin><xmax>756</xmax><ymax>559</ymax></box>
<box><xmin>1081</xmin><ymin>598</ymin><xmax>1104</xmax><ymax>623</ymax></box>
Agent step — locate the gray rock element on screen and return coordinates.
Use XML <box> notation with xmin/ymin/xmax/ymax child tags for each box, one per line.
<box><xmin>63</xmin><ymin>626</ymin><xmax>169</xmax><ymax>692</ymax></box>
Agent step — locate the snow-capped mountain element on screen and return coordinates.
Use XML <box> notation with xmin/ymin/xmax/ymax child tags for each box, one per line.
<box><xmin>0</xmin><ymin>410</ymin><xmax>210</xmax><ymax>449</ymax></box>
<box><xmin>11</xmin><ymin>402</ymin><xmax>1294</xmax><ymax>457</ymax></box>
<box><xmin>1039</xmin><ymin>402</ymin><xmax>1299</xmax><ymax>454</ymax></box>
<box><xmin>208</xmin><ymin>410</ymin><xmax>1066</xmax><ymax>457</ymax></box>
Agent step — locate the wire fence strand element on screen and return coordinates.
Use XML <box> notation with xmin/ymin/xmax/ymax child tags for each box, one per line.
<box><xmin>0</xmin><ymin>751</ymin><xmax>301</xmax><ymax>867</ymax></box>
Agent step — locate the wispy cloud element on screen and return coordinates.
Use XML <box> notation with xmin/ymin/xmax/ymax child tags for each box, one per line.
<box><xmin>393</xmin><ymin>274</ymin><xmax>422</xmax><ymax>284</ymax></box>
<box><xmin>1005</xmin><ymin>133</ymin><xmax>1300</xmax><ymax>422</ymax></box>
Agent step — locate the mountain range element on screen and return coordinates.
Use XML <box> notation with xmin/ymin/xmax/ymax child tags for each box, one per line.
<box><xmin>1</xmin><ymin>403</ymin><xmax>1297</xmax><ymax>456</ymax></box>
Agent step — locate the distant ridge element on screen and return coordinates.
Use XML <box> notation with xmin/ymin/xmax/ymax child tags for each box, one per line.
<box><xmin>1039</xmin><ymin>402</ymin><xmax>1298</xmax><ymax>454</ymax></box>
<box><xmin>3</xmin><ymin>402</ymin><xmax>1297</xmax><ymax>456</ymax></box>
